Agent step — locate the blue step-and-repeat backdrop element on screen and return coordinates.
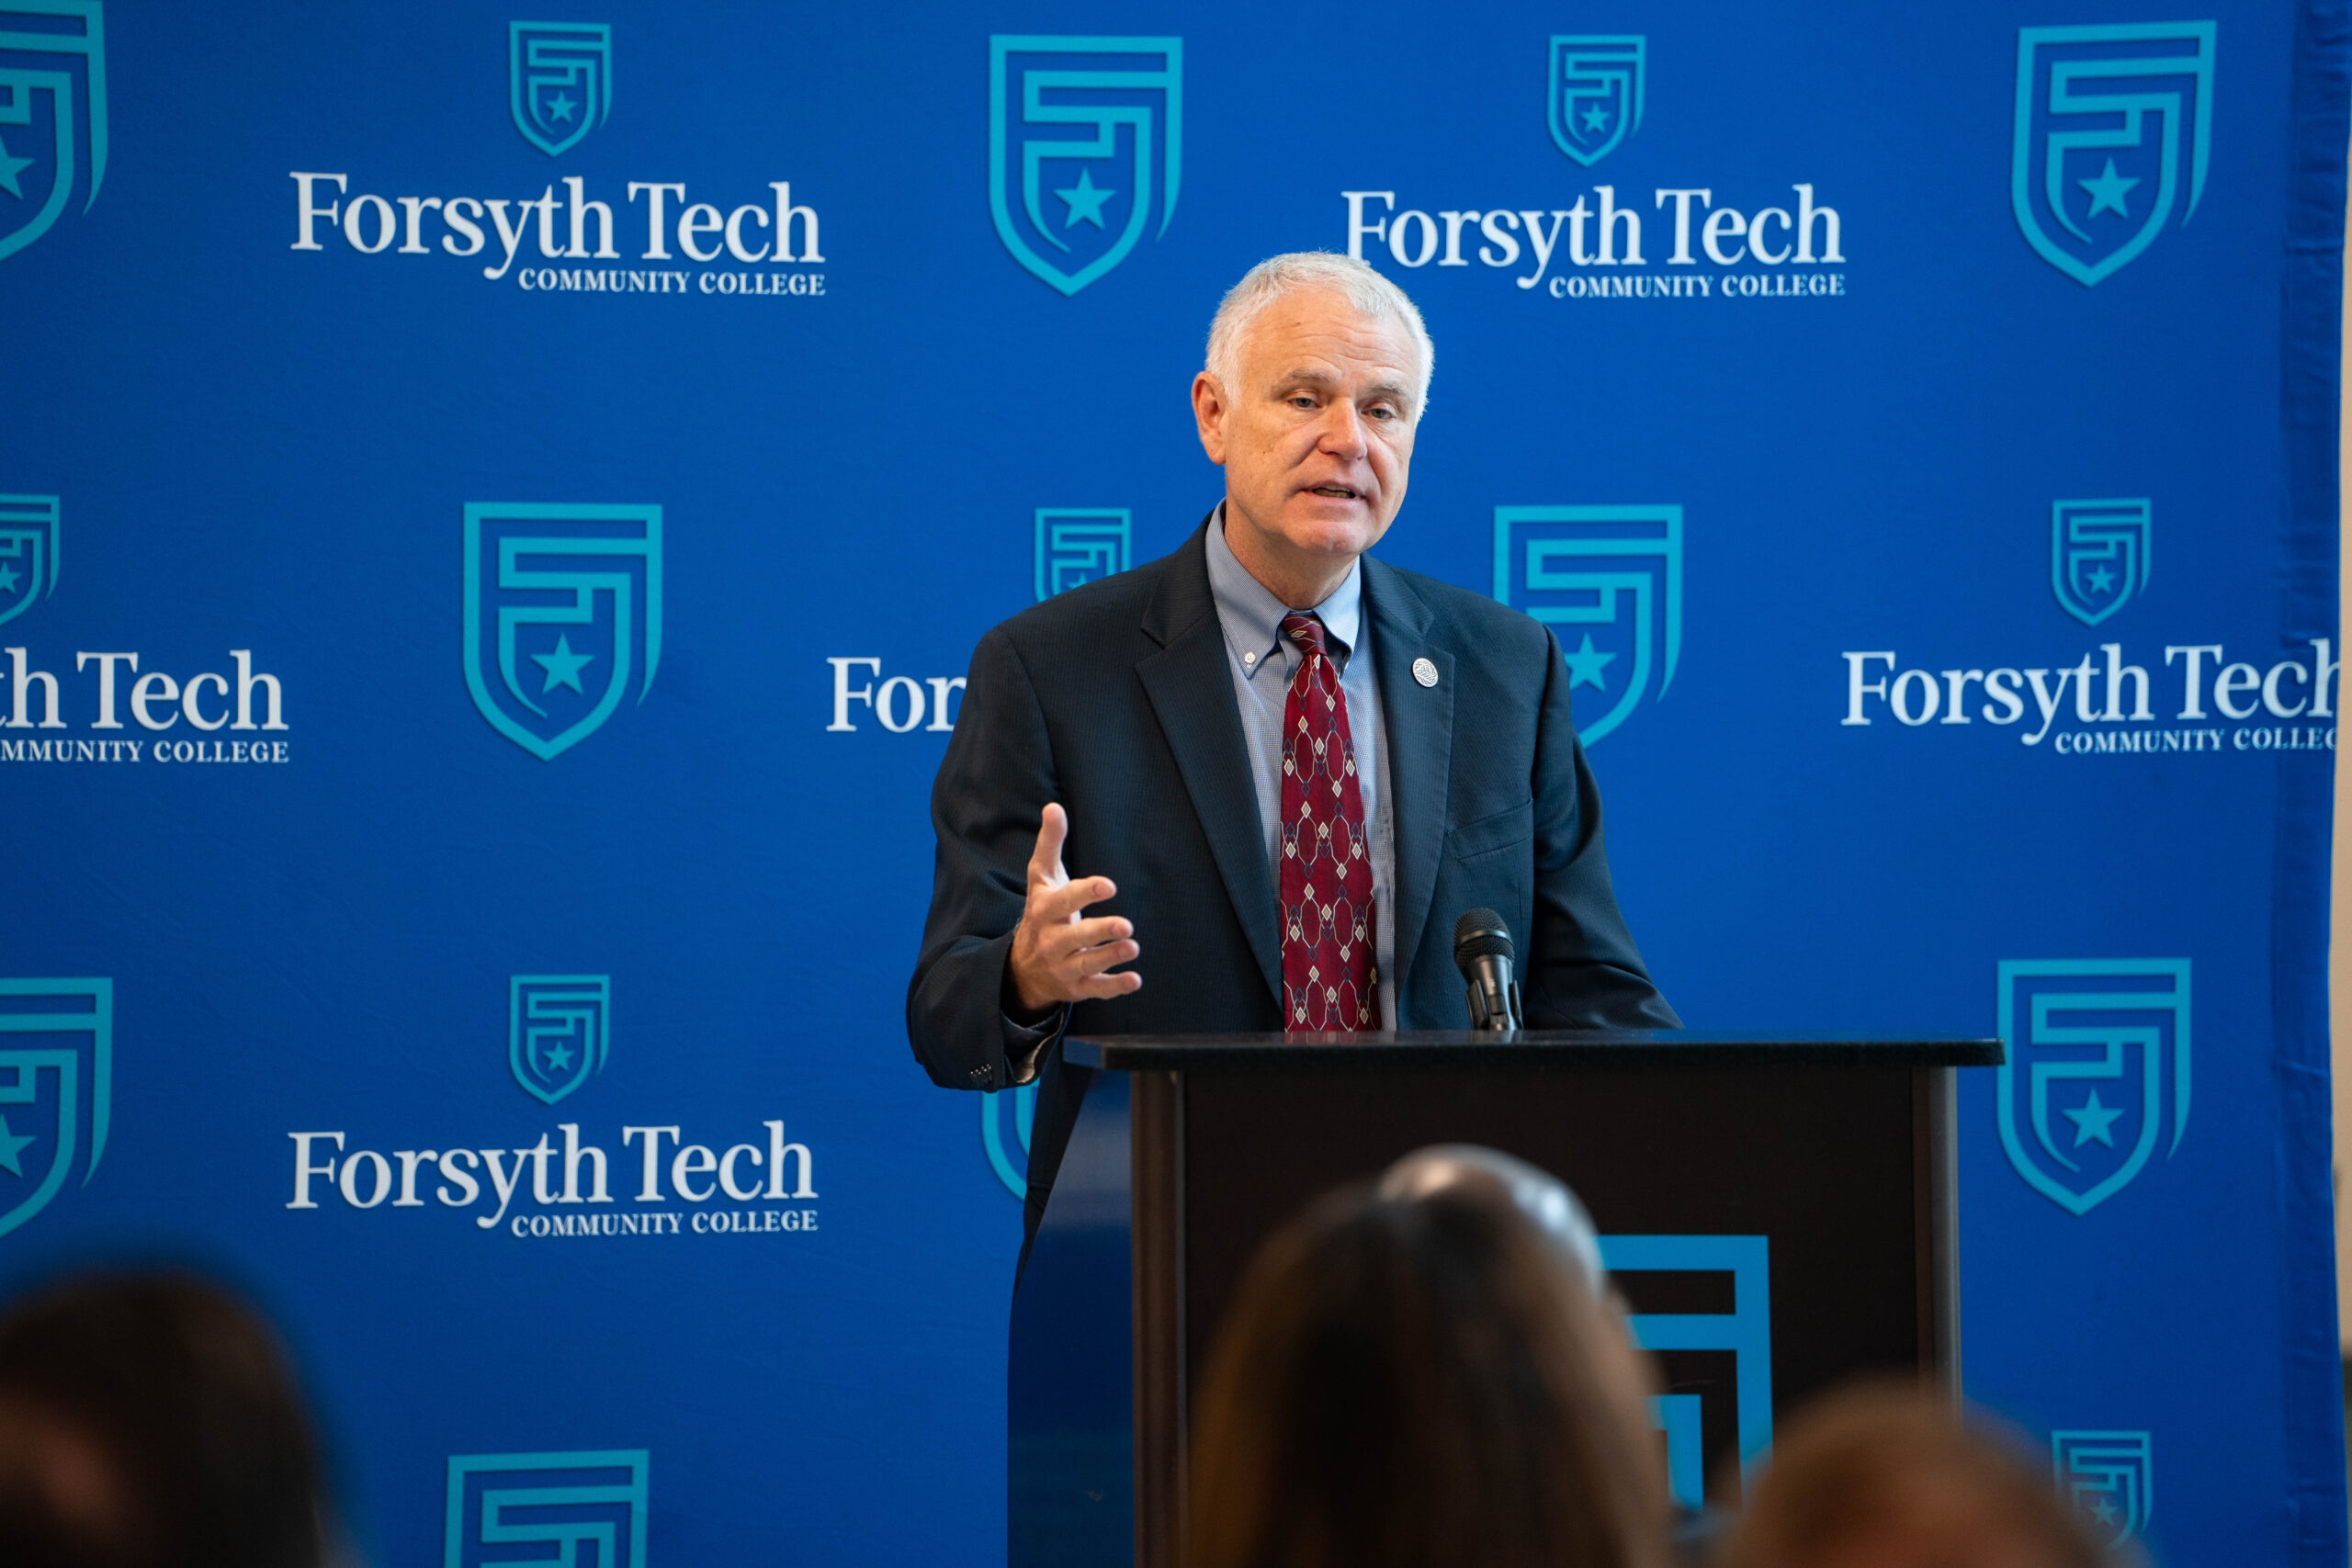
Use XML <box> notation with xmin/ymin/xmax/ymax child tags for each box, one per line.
<box><xmin>2</xmin><ymin>1</ymin><xmax>2346</xmax><ymax>1562</ymax></box>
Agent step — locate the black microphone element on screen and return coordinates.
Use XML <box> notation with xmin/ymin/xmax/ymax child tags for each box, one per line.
<box><xmin>1452</xmin><ymin>908</ymin><xmax>1524</xmax><ymax>1032</ymax></box>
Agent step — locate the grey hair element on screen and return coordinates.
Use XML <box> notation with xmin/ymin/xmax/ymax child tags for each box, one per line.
<box><xmin>1203</xmin><ymin>252</ymin><xmax>1433</xmax><ymax>415</ymax></box>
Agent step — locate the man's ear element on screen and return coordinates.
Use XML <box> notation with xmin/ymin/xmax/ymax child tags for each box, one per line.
<box><xmin>1191</xmin><ymin>372</ymin><xmax>1228</xmax><ymax>466</ymax></box>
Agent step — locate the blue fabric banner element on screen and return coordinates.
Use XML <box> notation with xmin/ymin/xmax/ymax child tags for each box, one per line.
<box><xmin>0</xmin><ymin>1</ymin><xmax>2344</xmax><ymax>1562</ymax></box>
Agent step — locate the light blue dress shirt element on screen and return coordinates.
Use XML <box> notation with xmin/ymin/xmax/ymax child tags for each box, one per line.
<box><xmin>1204</xmin><ymin>511</ymin><xmax>1398</xmax><ymax>1029</ymax></box>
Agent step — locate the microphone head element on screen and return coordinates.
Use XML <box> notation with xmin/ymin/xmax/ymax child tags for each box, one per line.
<box><xmin>1452</xmin><ymin>908</ymin><xmax>1514</xmax><ymax>964</ymax></box>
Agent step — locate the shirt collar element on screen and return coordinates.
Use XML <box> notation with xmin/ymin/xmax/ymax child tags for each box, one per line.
<box><xmin>1205</xmin><ymin>505</ymin><xmax>1363</xmax><ymax>678</ymax></box>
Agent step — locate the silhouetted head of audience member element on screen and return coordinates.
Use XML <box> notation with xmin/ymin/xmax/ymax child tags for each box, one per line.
<box><xmin>1713</xmin><ymin>1383</ymin><xmax>2106</xmax><ymax>1568</ymax></box>
<box><xmin>1188</xmin><ymin>1156</ymin><xmax>1669</xmax><ymax>1568</ymax></box>
<box><xmin>0</xmin><ymin>1272</ymin><xmax>332</xmax><ymax>1568</ymax></box>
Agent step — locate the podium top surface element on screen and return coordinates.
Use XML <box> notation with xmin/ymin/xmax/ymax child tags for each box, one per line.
<box><xmin>1063</xmin><ymin>1031</ymin><xmax>2004</xmax><ymax>1072</ymax></box>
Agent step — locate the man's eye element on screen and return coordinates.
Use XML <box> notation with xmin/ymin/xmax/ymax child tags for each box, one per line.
<box><xmin>1289</xmin><ymin>396</ymin><xmax>1317</xmax><ymax>409</ymax></box>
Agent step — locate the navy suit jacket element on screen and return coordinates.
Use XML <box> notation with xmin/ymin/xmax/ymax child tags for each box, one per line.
<box><xmin>907</xmin><ymin>521</ymin><xmax>1679</xmax><ymax>1242</ymax></box>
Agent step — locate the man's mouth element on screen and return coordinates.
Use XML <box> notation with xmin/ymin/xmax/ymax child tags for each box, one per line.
<box><xmin>1308</xmin><ymin>485</ymin><xmax>1361</xmax><ymax>500</ymax></box>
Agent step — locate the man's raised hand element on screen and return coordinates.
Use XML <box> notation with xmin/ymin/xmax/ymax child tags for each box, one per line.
<box><xmin>1006</xmin><ymin>803</ymin><xmax>1142</xmax><ymax>1012</ymax></box>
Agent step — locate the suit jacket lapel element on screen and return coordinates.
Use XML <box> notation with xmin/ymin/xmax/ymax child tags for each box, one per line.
<box><xmin>1364</xmin><ymin>558</ymin><xmax>1453</xmax><ymax>1001</ymax></box>
<box><xmin>1136</xmin><ymin>525</ymin><xmax>1283</xmax><ymax>1004</ymax></box>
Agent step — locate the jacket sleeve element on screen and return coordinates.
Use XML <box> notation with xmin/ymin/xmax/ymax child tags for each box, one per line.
<box><xmin>906</xmin><ymin>626</ymin><xmax>1071</xmax><ymax>1092</ymax></box>
<box><xmin>1522</xmin><ymin>627</ymin><xmax>1684</xmax><ymax>1031</ymax></box>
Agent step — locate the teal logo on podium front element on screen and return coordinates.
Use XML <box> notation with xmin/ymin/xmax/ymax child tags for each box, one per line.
<box><xmin>0</xmin><ymin>1</ymin><xmax>107</xmax><ymax>262</ymax></box>
<box><xmin>1548</xmin><ymin>37</ymin><xmax>1643</xmax><ymax>167</ymax></box>
<box><xmin>446</xmin><ymin>1450</ymin><xmax>647</xmax><ymax>1568</ymax></box>
<box><xmin>0</xmin><ymin>978</ymin><xmax>110</xmax><ymax>1241</ymax></box>
<box><xmin>1600</xmin><ymin>1235</ymin><xmax>1770</xmax><ymax>1508</ymax></box>
<box><xmin>510</xmin><ymin>21</ymin><xmax>611</xmax><ymax>158</ymax></box>
<box><xmin>509</xmin><ymin>976</ymin><xmax>609</xmax><ymax>1106</ymax></box>
<box><xmin>2051</xmin><ymin>498</ymin><xmax>2149</xmax><ymax>626</ymax></box>
<box><xmin>2012</xmin><ymin>23</ymin><xmax>2214</xmax><ymax>287</ymax></box>
<box><xmin>2052</xmin><ymin>1429</ymin><xmax>2152</xmax><ymax>1545</ymax></box>
<box><xmin>1494</xmin><ymin>505</ymin><xmax>1681</xmax><ymax>745</ymax></box>
<box><xmin>1034</xmin><ymin>509</ymin><xmax>1130</xmax><ymax>601</ymax></box>
<box><xmin>463</xmin><ymin>502</ymin><xmax>662</xmax><ymax>761</ymax></box>
<box><xmin>1997</xmin><ymin>960</ymin><xmax>2189</xmax><ymax>1214</ymax></box>
<box><xmin>989</xmin><ymin>36</ymin><xmax>1182</xmax><ymax>296</ymax></box>
<box><xmin>0</xmin><ymin>495</ymin><xmax>58</xmax><ymax>626</ymax></box>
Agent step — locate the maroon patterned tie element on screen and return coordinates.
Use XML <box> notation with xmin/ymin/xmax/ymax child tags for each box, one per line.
<box><xmin>1278</xmin><ymin>612</ymin><xmax>1378</xmax><ymax>1032</ymax></box>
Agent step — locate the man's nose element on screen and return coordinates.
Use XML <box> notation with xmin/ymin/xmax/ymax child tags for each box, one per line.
<box><xmin>1314</xmin><ymin>400</ymin><xmax>1368</xmax><ymax>459</ymax></box>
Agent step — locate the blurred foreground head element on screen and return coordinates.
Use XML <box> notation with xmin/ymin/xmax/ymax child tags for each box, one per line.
<box><xmin>1188</xmin><ymin>1161</ymin><xmax>1668</xmax><ymax>1568</ymax></box>
<box><xmin>1714</xmin><ymin>1383</ymin><xmax>2105</xmax><ymax>1568</ymax></box>
<box><xmin>0</xmin><ymin>1272</ymin><xmax>331</xmax><ymax>1568</ymax></box>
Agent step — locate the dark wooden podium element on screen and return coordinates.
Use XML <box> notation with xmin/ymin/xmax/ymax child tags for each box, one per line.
<box><xmin>1007</xmin><ymin>1032</ymin><xmax>2003</xmax><ymax>1568</ymax></box>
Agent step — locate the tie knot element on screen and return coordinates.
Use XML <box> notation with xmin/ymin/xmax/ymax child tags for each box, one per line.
<box><xmin>1281</xmin><ymin>612</ymin><xmax>1329</xmax><ymax>659</ymax></box>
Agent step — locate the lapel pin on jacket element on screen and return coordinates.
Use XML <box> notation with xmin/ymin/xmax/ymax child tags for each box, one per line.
<box><xmin>1411</xmin><ymin>657</ymin><xmax>1439</xmax><ymax>688</ymax></box>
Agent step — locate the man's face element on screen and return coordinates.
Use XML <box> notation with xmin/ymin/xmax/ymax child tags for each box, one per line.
<box><xmin>1193</xmin><ymin>288</ymin><xmax>1420</xmax><ymax>587</ymax></box>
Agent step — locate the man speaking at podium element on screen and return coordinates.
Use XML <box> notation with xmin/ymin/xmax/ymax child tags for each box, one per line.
<box><xmin>908</xmin><ymin>253</ymin><xmax>1679</xmax><ymax>1244</ymax></box>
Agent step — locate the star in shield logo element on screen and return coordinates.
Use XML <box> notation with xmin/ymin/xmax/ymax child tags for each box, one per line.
<box><xmin>0</xmin><ymin>0</ymin><xmax>107</xmax><ymax>263</ymax></box>
<box><xmin>508</xmin><ymin>976</ymin><xmax>609</xmax><ymax>1107</ymax></box>
<box><xmin>980</xmin><ymin>1085</ymin><xmax>1033</xmax><ymax>1200</ymax></box>
<box><xmin>1493</xmin><ymin>505</ymin><xmax>1682</xmax><ymax>746</ymax></box>
<box><xmin>462</xmin><ymin>502</ymin><xmax>662</xmax><ymax>761</ymax></box>
<box><xmin>989</xmin><ymin>36</ymin><xmax>1182</xmax><ymax>297</ymax></box>
<box><xmin>0</xmin><ymin>978</ymin><xmax>111</xmax><ymax>1242</ymax></box>
<box><xmin>2051</xmin><ymin>498</ymin><xmax>2150</xmax><ymax>626</ymax></box>
<box><xmin>2011</xmin><ymin>23</ymin><xmax>2215</xmax><ymax>287</ymax></box>
<box><xmin>509</xmin><ymin>21</ymin><xmax>611</xmax><ymax>159</ymax></box>
<box><xmin>0</xmin><ymin>494</ymin><xmax>58</xmax><ymax>627</ymax></box>
<box><xmin>1996</xmin><ymin>960</ymin><xmax>2189</xmax><ymax>1215</ymax></box>
<box><xmin>1549</xmin><ymin>37</ymin><xmax>1644</xmax><ymax>168</ymax></box>
<box><xmin>2052</xmin><ymin>1430</ymin><xmax>2152</xmax><ymax>1545</ymax></box>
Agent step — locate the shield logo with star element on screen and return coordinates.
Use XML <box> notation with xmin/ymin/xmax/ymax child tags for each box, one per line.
<box><xmin>508</xmin><ymin>976</ymin><xmax>609</xmax><ymax>1107</ymax></box>
<box><xmin>1548</xmin><ymin>36</ymin><xmax>1643</xmax><ymax>168</ymax></box>
<box><xmin>462</xmin><ymin>502</ymin><xmax>661</xmax><ymax>761</ymax></box>
<box><xmin>0</xmin><ymin>978</ymin><xmax>111</xmax><ymax>1242</ymax></box>
<box><xmin>2011</xmin><ymin>23</ymin><xmax>2214</xmax><ymax>288</ymax></box>
<box><xmin>0</xmin><ymin>494</ymin><xmax>58</xmax><ymax>627</ymax></box>
<box><xmin>988</xmin><ymin>36</ymin><xmax>1181</xmax><ymax>297</ymax></box>
<box><xmin>2050</xmin><ymin>497</ymin><xmax>2150</xmax><ymax>626</ymax></box>
<box><xmin>509</xmin><ymin>21</ymin><xmax>610</xmax><ymax>159</ymax></box>
<box><xmin>2052</xmin><ymin>1430</ymin><xmax>2152</xmax><ymax>1546</ymax></box>
<box><xmin>0</xmin><ymin>1</ymin><xmax>107</xmax><ymax>263</ymax></box>
<box><xmin>1492</xmin><ymin>505</ymin><xmax>1681</xmax><ymax>746</ymax></box>
<box><xmin>980</xmin><ymin>1084</ymin><xmax>1034</xmax><ymax>1199</ymax></box>
<box><xmin>1996</xmin><ymin>960</ymin><xmax>2189</xmax><ymax>1216</ymax></box>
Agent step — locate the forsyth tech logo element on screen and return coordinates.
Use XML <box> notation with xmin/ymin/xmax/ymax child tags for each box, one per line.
<box><xmin>510</xmin><ymin>975</ymin><xmax>610</xmax><ymax>1106</ymax></box>
<box><xmin>1035</xmin><ymin>508</ymin><xmax>1130</xmax><ymax>600</ymax></box>
<box><xmin>0</xmin><ymin>978</ymin><xmax>110</xmax><ymax>1240</ymax></box>
<box><xmin>1494</xmin><ymin>505</ymin><xmax>1681</xmax><ymax>745</ymax></box>
<box><xmin>989</xmin><ymin>36</ymin><xmax>1181</xmax><ymax>296</ymax></box>
<box><xmin>447</xmin><ymin>1450</ymin><xmax>647</xmax><ymax>1568</ymax></box>
<box><xmin>0</xmin><ymin>1</ymin><xmax>106</xmax><ymax>262</ymax></box>
<box><xmin>2052</xmin><ymin>498</ymin><xmax>2150</xmax><ymax>626</ymax></box>
<box><xmin>510</xmin><ymin>22</ymin><xmax>610</xmax><ymax>158</ymax></box>
<box><xmin>2012</xmin><ymin>23</ymin><xmax>2215</xmax><ymax>288</ymax></box>
<box><xmin>463</xmin><ymin>502</ymin><xmax>662</xmax><ymax>761</ymax></box>
<box><xmin>0</xmin><ymin>494</ymin><xmax>58</xmax><ymax>626</ymax></box>
<box><xmin>1548</xmin><ymin>37</ymin><xmax>1643</xmax><ymax>167</ymax></box>
<box><xmin>2052</xmin><ymin>1430</ymin><xmax>2152</xmax><ymax>1545</ymax></box>
<box><xmin>1600</xmin><ymin>1235</ymin><xmax>1771</xmax><ymax>1504</ymax></box>
<box><xmin>979</xmin><ymin>512</ymin><xmax>1140</xmax><ymax>1197</ymax></box>
<box><xmin>1997</xmin><ymin>960</ymin><xmax>2189</xmax><ymax>1215</ymax></box>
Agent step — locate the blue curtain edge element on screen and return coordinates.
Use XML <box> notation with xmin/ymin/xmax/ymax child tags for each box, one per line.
<box><xmin>2278</xmin><ymin>0</ymin><xmax>2350</xmax><ymax>1559</ymax></box>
